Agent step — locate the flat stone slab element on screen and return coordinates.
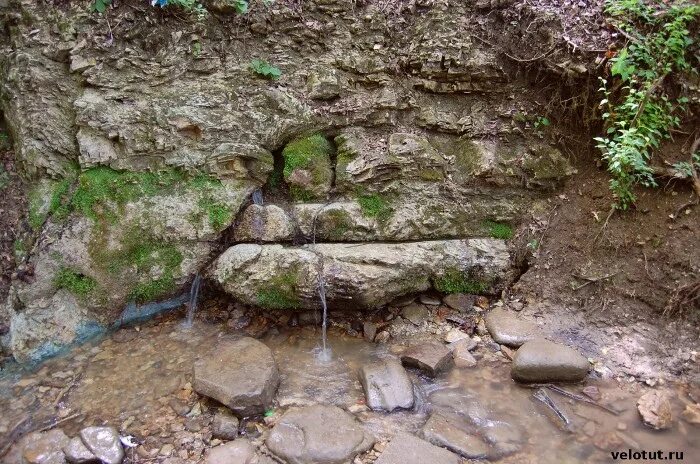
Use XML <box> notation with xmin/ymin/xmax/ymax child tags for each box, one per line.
<box><xmin>194</xmin><ymin>337</ymin><xmax>280</xmax><ymax>416</ymax></box>
<box><xmin>360</xmin><ymin>358</ymin><xmax>414</xmax><ymax>412</ymax></box>
<box><xmin>375</xmin><ymin>433</ymin><xmax>460</xmax><ymax>464</ymax></box>
<box><xmin>511</xmin><ymin>339</ymin><xmax>589</xmax><ymax>383</ymax></box>
<box><xmin>401</xmin><ymin>343</ymin><xmax>453</xmax><ymax>377</ymax></box>
<box><xmin>205</xmin><ymin>439</ymin><xmax>256</xmax><ymax>464</ymax></box>
<box><xmin>422</xmin><ymin>413</ymin><xmax>489</xmax><ymax>459</ymax></box>
<box><xmin>401</xmin><ymin>303</ymin><xmax>430</xmax><ymax>325</ymax></box>
<box><xmin>266</xmin><ymin>405</ymin><xmax>374</xmax><ymax>464</ymax></box>
<box><xmin>484</xmin><ymin>308</ymin><xmax>538</xmax><ymax>347</ymax></box>
<box><xmin>442</xmin><ymin>293</ymin><xmax>475</xmax><ymax>312</ymax></box>
<box><xmin>79</xmin><ymin>427</ymin><xmax>124</xmax><ymax>464</ymax></box>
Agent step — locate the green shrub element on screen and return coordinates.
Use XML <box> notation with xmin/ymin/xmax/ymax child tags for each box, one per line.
<box><xmin>250</xmin><ymin>59</ymin><xmax>282</xmax><ymax>79</ymax></box>
<box><xmin>433</xmin><ymin>269</ymin><xmax>488</xmax><ymax>294</ymax></box>
<box><xmin>54</xmin><ymin>267</ymin><xmax>97</xmax><ymax>297</ymax></box>
<box><xmin>595</xmin><ymin>0</ymin><xmax>699</xmax><ymax>209</ymax></box>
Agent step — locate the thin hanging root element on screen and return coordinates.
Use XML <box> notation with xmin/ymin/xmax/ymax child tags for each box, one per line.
<box><xmin>533</xmin><ymin>388</ymin><xmax>572</xmax><ymax>431</ymax></box>
<box><xmin>664</xmin><ymin>279</ymin><xmax>700</xmax><ymax>318</ymax></box>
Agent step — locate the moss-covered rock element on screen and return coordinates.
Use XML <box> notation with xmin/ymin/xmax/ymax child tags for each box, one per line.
<box><xmin>282</xmin><ymin>134</ymin><xmax>334</xmax><ymax>202</ymax></box>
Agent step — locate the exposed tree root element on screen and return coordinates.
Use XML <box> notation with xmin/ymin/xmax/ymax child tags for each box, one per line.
<box><xmin>665</xmin><ymin>279</ymin><xmax>700</xmax><ymax>318</ymax></box>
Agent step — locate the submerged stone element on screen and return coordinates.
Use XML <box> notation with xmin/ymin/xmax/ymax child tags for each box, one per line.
<box><xmin>484</xmin><ymin>308</ymin><xmax>538</xmax><ymax>347</ymax></box>
<box><xmin>22</xmin><ymin>429</ymin><xmax>70</xmax><ymax>464</ymax></box>
<box><xmin>401</xmin><ymin>343</ymin><xmax>453</xmax><ymax>377</ymax></box>
<box><xmin>194</xmin><ymin>337</ymin><xmax>280</xmax><ymax>416</ymax></box>
<box><xmin>421</xmin><ymin>413</ymin><xmax>489</xmax><ymax>459</ymax></box>
<box><xmin>266</xmin><ymin>405</ymin><xmax>374</xmax><ymax>464</ymax></box>
<box><xmin>63</xmin><ymin>437</ymin><xmax>96</xmax><ymax>463</ymax></box>
<box><xmin>79</xmin><ymin>427</ymin><xmax>123</xmax><ymax>464</ymax></box>
<box><xmin>511</xmin><ymin>339</ymin><xmax>589</xmax><ymax>383</ymax></box>
<box><xmin>374</xmin><ymin>433</ymin><xmax>460</xmax><ymax>464</ymax></box>
<box><xmin>360</xmin><ymin>358</ymin><xmax>415</xmax><ymax>412</ymax></box>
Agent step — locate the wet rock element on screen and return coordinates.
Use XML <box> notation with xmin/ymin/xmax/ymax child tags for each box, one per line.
<box><xmin>401</xmin><ymin>303</ymin><xmax>430</xmax><ymax>326</ymax></box>
<box><xmin>419</xmin><ymin>294</ymin><xmax>441</xmax><ymax>306</ymax></box>
<box><xmin>194</xmin><ymin>337</ymin><xmax>280</xmax><ymax>416</ymax></box>
<box><xmin>374</xmin><ymin>432</ymin><xmax>460</xmax><ymax>464</ymax></box>
<box><xmin>511</xmin><ymin>339</ymin><xmax>589</xmax><ymax>383</ymax></box>
<box><xmin>63</xmin><ymin>437</ymin><xmax>96</xmax><ymax>463</ymax></box>
<box><xmin>232</xmin><ymin>205</ymin><xmax>295</xmax><ymax>242</ymax></box>
<box><xmin>297</xmin><ymin>310</ymin><xmax>320</xmax><ymax>326</ymax></box>
<box><xmin>421</xmin><ymin>413</ymin><xmax>489</xmax><ymax>459</ymax></box>
<box><xmin>266</xmin><ymin>405</ymin><xmax>374</xmax><ymax>464</ymax></box>
<box><xmin>582</xmin><ymin>385</ymin><xmax>601</xmax><ymax>401</ymax></box>
<box><xmin>360</xmin><ymin>358</ymin><xmax>414</xmax><ymax>412</ymax></box>
<box><xmin>444</xmin><ymin>328</ymin><xmax>468</xmax><ymax>344</ymax></box>
<box><xmin>637</xmin><ymin>390</ymin><xmax>673</xmax><ymax>430</ymax></box>
<box><xmin>429</xmin><ymin>389</ymin><xmax>489</xmax><ymax>425</ymax></box>
<box><xmin>22</xmin><ymin>429</ymin><xmax>70</xmax><ymax>464</ymax></box>
<box><xmin>79</xmin><ymin>427</ymin><xmax>124</xmax><ymax>464</ymax></box>
<box><xmin>390</xmin><ymin>295</ymin><xmax>416</xmax><ymax>307</ymax></box>
<box><xmin>205</xmin><ymin>439</ymin><xmax>255</xmax><ymax>464</ymax></box>
<box><xmin>401</xmin><ymin>343</ymin><xmax>453</xmax><ymax>377</ymax></box>
<box><xmin>363</xmin><ymin>322</ymin><xmax>378</xmax><ymax>342</ymax></box>
<box><xmin>453</xmin><ymin>341</ymin><xmax>477</xmax><ymax>368</ymax></box>
<box><xmin>484</xmin><ymin>308</ymin><xmax>538</xmax><ymax>347</ymax></box>
<box><xmin>443</xmin><ymin>294</ymin><xmax>475</xmax><ymax>312</ymax></box>
<box><xmin>481</xmin><ymin>421</ymin><xmax>523</xmax><ymax>457</ymax></box>
<box><xmin>212</xmin><ymin>411</ymin><xmax>240</xmax><ymax>440</ymax></box>
<box><xmin>210</xmin><ymin>240</ymin><xmax>510</xmax><ymax>311</ymax></box>
<box><xmin>375</xmin><ymin>331</ymin><xmax>391</xmax><ymax>343</ymax></box>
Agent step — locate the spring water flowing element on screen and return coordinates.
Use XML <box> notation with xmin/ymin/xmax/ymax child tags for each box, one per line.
<box><xmin>312</xmin><ymin>206</ymin><xmax>331</xmax><ymax>362</ymax></box>
<box><xmin>183</xmin><ymin>273</ymin><xmax>202</xmax><ymax>328</ymax></box>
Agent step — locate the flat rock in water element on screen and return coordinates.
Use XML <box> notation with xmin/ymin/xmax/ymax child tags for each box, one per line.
<box><xmin>78</xmin><ymin>427</ymin><xmax>123</xmax><ymax>464</ymax></box>
<box><xmin>194</xmin><ymin>337</ymin><xmax>280</xmax><ymax>416</ymax></box>
<box><xmin>511</xmin><ymin>339</ymin><xmax>589</xmax><ymax>383</ymax></box>
<box><xmin>63</xmin><ymin>437</ymin><xmax>96</xmax><ymax>463</ymax></box>
<box><xmin>481</xmin><ymin>421</ymin><xmax>523</xmax><ymax>457</ymax></box>
<box><xmin>401</xmin><ymin>343</ymin><xmax>453</xmax><ymax>377</ymax></box>
<box><xmin>363</xmin><ymin>321</ymin><xmax>378</xmax><ymax>342</ymax></box>
<box><xmin>360</xmin><ymin>358</ymin><xmax>414</xmax><ymax>412</ymax></box>
<box><xmin>374</xmin><ymin>432</ymin><xmax>460</xmax><ymax>464</ymax></box>
<box><xmin>205</xmin><ymin>439</ymin><xmax>256</xmax><ymax>464</ymax></box>
<box><xmin>266</xmin><ymin>404</ymin><xmax>374</xmax><ymax>464</ymax></box>
<box><xmin>637</xmin><ymin>390</ymin><xmax>673</xmax><ymax>430</ymax></box>
<box><xmin>22</xmin><ymin>429</ymin><xmax>70</xmax><ymax>464</ymax></box>
<box><xmin>401</xmin><ymin>303</ymin><xmax>430</xmax><ymax>325</ymax></box>
<box><xmin>484</xmin><ymin>308</ymin><xmax>538</xmax><ymax>347</ymax></box>
<box><xmin>442</xmin><ymin>293</ymin><xmax>475</xmax><ymax>312</ymax></box>
<box><xmin>452</xmin><ymin>341</ymin><xmax>477</xmax><ymax>368</ymax></box>
<box><xmin>421</xmin><ymin>413</ymin><xmax>489</xmax><ymax>459</ymax></box>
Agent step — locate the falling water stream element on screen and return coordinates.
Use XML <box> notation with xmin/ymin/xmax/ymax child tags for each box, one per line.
<box><xmin>312</xmin><ymin>205</ymin><xmax>332</xmax><ymax>362</ymax></box>
<box><xmin>183</xmin><ymin>273</ymin><xmax>202</xmax><ymax>328</ymax></box>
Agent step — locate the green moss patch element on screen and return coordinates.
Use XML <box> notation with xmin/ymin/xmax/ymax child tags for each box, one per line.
<box><xmin>28</xmin><ymin>178</ymin><xmax>73</xmax><ymax>230</ymax></box>
<box><xmin>322</xmin><ymin>209</ymin><xmax>352</xmax><ymax>240</ymax></box>
<box><xmin>483</xmin><ymin>220</ymin><xmax>514</xmax><ymax>240</ymax></box>
<box><xmin>357</xmin><ymin>193</ymin><xmax>391</xmax><ymax>219</ymax></box>
<box><xmin>256</xmin><ymin>269</ymin><xmax>302</xmax><ymax>309</ymax></box>
<box><xmin>282</xmin><ymin>134</ymin><xmax>334</xmax><ymax>201</ymax></box>
<box><xmin>433</xmin><ymin>269</ymin><xmax>488</xmax><ymax>294</ymax></box>
<box><xmin>54</xmin><ymin>267</ymin><xmax>97</xmax><ymax>298</ymax></box>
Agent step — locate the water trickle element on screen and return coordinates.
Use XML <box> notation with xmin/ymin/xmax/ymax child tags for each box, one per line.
<box><xmin>183</xmin><ymin>273</ymin><xmax>202</xmax><ymax>328</ymax></box>
<box><xmin>252</xmin><ymin>188</ymin><xmax>264</xmax><ymax>206</ymax></box>
<box><xmin>312</xmin><ymin>205</ymin><xmax>332</xmax><ymax>362</ymax></box>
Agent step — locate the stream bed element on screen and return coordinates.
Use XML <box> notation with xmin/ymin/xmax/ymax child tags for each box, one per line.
<box><xmin>0</xmin><ymin>314</ymin><xmax>697</xmax><ymax>463</ymax></box>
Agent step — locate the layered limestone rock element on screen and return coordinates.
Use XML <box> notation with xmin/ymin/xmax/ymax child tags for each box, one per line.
<box><xmin>0</xmin><ymin>0</ymin><xmax>577</xmax><ymax>362</ymax></box>
<box><xmin>209</xmin><ymin>239</ymin><xmax>510</xmax><ymax>310</ymax></box>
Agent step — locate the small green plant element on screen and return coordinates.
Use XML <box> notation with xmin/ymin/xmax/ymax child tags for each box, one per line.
<box><xmin>91</xmin><ymin>0</ymin><xmax>111</xmax><ymax>13</ymax></box>
<box><xmin>534</xmin><ymin>116</ymin><xmax>550</xmax><ymax>130</ymax></box>
<box><xmin>357</xmin><ymin>193</ymin><xmax>391</xmax><ymax>218</ymax></box>
<box><xmin>54</xmin><ymin>267</ymin><xmax>98</xmax><ymax>298</ymax></box>
<box><xmin>199</xmin><ymin>197</ymin><xmax>232</xmax><ymax>231</ymax></box>
<box><xmin>230</xmin><ymin>0</ymin><xmax>249</xmax><ymax>14</ymax></box>
<box><xmin>433</xmin><ymin>269</ymin><xmax>488</xmax><ymax>294</ymax></box>
<box><xmin>595</xmin><ymin>0</ymin><xmax>699</xmax><ymax>209</ymax></box>
<box><xmin>483</xmin><ymin>220</ymin><xmax>514</xmax><ymax>240</ymax></box>
<box><xmin>673</xmin><ymin>152</ymin><xmax>699</xmax><ymax>179</ymax></box>
<box><xmin>250</xmin><ymin>59</ymin><xmax>282</xmax><ymax>79</ymax></box>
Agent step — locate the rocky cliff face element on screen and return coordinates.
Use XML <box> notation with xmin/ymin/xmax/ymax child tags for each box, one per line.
<box><xmin>0</xmin><ymin>0</ymin><xmax>577</xmax><ymax>362</ymax></box>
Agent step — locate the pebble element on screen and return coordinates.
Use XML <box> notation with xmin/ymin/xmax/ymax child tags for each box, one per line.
<box><xmin>444</xmin><ymin>328</ymin><xmax>468</xmax><ymax>344</ymax></box>
<box><xmin>79</xmin><ymin>426</ymin><xmax>124</xmax><ymax>464</ymax></box>
<box><xmin>637</xmin><ymin>390</ymin><xmax>673</xmax><ymax>430</ymax></box>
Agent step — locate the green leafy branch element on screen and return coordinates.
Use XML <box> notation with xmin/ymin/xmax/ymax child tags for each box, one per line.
<box><xmin>595</xmin><ymin>0</ymin><xmax>699</xmax><ymax>209</ymax></box>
